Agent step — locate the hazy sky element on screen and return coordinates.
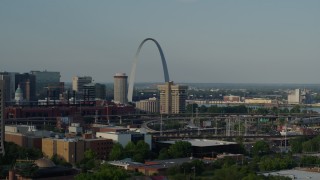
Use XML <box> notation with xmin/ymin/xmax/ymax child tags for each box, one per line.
<box><xmin>1</xmin><ymin>0</ymin><xmax>319</xmax><ymax>83</ymax></box>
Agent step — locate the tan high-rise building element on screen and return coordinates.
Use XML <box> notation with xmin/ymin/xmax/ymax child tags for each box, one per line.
<box><xmin>72</xmin><ymin>76</ymin><xmax>92</xmax><ymax>100</ymax></box>
<box><xmin>72</xmin><ymin>76</ymin><xmax>92</xmax><ymax>93</ymax></box>
<box><xmin>113</xmin><ymin>73</ymin><xmax>128</xmax><ymax>104</ymax></box>
<box><xmin>136</xmin><ymin>97</ymin><xmax>160</xmax><ymax>114</ymax></box>
<box><xmin>157</xmin><ymin>81</ymin><xmax>188</xmax><ymax>114</ymax></box>
<box><xmin>0</xmin><ymin>80</ymin><xmax>5</xmax><ymax>155</ymax></box>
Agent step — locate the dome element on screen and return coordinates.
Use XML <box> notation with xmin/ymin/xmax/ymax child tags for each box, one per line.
<box><xmin>15</xmin><ymin>85</ymin><xmax>23</xmax><ymax>94</ymax></box>
<box><xmin>34</xmin><ymin>158</ymin><xmax>56</xmax><ymax>168</ymax></box>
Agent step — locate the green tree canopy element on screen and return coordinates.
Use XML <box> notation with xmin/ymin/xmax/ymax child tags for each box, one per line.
<box><xmin>158</xmin><ymin>148</ymin><xmax>170</xmax><ymax>160</ymax></box>
<box><xmin>186</xmin><ymin>103</ymin><xmax>198</xmax><ymax>113</ymax></box>
<box><xmin>168</xmin><ymin>141</ymin><xmax>192</xmax><ymax>158</ymax></box>
<box><xmin>252</xmin><ymin>140</ymin><xmax>270</xmax><ymax>156</ymax></box>
<box><xmin>109</xmin><ymin>143</ymin><xmax>124</xmax><ymax>161</ymax></box>
<box><xmin>124</xmin><ymin>141</ymin><xmax>136</xmax><ymax>157</ymax></box>
<box><xmin>290</xmin><ymin>105</ymin><xmax>301</xmax><ymax>113</ymax></box>
<box><xmin>289</xmin><ymin>136</ymin><xmax>308</xmax><ymax>153</ymax></box>
<box><xmin>75</xmin><ymin>164</ymin><xmax>129</xmax><ymax>180</ymax></box>
<box><xmin>132</xmin><ymin>140</ymin><xmax>150</xmax><ymax>162</ymax></box>
<box><xmin>84</xmin><ymin>149</ymin><xmax>97</xmax><ymax>160</ymax></box>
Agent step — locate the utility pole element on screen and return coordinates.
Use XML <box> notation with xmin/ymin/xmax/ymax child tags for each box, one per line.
<box><xmin>215</xmin><ymin>117</ymin><xmax>218</xmax><ymax>136</ymax></box>
<box><xmin>196</xmin><ymin>108</ymin><xmax>200</xmax><ymax>136</ymax></box>
<box><xmin>160</xmin><ymin>114</ymin><xmax>163</xmax><ymax>136</ymax></box>
<box><xmin>238</xmin><ymin>116</ymin><xmax>241</xmax><ymax>136</ymax></box>
<box><xmin>244</xmin><ymin>118</ymin><xmax>247</xmax><ymax>136</ymax></box>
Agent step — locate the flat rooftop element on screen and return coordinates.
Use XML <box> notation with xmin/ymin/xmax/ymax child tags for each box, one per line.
<box><xmin>263</xmin><ymin>169</ymin><xmax>320</xmax><ymax>180</ymax></box>
<box><xmin>158</xmin><ymin>139</ymin><xmax>237</xmax><ymax>147</ymax></box>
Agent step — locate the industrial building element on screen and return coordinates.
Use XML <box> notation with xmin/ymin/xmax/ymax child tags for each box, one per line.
<box><xmin>5</xmin><ymin>125</ymin><xmax>54</xmax><ymax>150</ymax></box>
<box><xmin>244</xmin><ymin>98</ymin><xmax>273</xmax><ymax>104</ymax></box>
<box><xmin>108</xmin><ymin>157</ymin><xmax>212</xmax><ymax>176</ymax></box>
<box><xmin>223</xmin><ymin>95</ymin><xmax>241</xmax><ymax>102</ymax></box>
<box><xmin>156</xmin><ymin>139</ymin><xmax>240</xmax><ymax>158</ymax></box>
<box><xmin>96</xmin><ymin>131</ymin><xmax>152</xmax><ymax>149</ymax></box>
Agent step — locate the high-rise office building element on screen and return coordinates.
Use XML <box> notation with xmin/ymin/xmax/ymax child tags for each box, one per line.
<box><xmin>0</xmin><ymin>80</ymin><xmax>5</xmax><ymax>155</ymax></box>
<box><xmin>113</xmin><ymin>73</ymin><xmax>128</xmax><ymax>104</ymax></box>
<box><xmin>15</xmin><ymin>73</ymin><xmax>36</xmax><ymax>101</ymax></box>
<box><xmin>31</xmin><ymin>70</ymin><xmax>61</xmax><ymax>96</ymax></box>
<box><xmin>288</xmin><ymin>89</ymin><xmax>311</xmax><ymax>104</ymax></box>
<box><xmin>157</xmin><ymin>81</ymin><xmax>188</xmax><ymax>114</ymax></box>
<box><xmin>83</xmin><ymin>83</ymin><xmax>106</xmax><ymax>100</ymax></box>
<box><xmin>288</xmin><ymin>89</ymin><xmax>301</xmax><ymax>104</ymax></box>
<box><xmin>72</xmin><ymin>76</ymin><xmax>92</xmax><ymax>95</ymax></box>
<box><xmin>72</xmin><ymin>76</ymin><xmax>93</xmax><ymax>101</ymax></box>
<box><xmin>0</xmin><ymin>73</ymin><xmax>11</xmax><ymax>102</ymax></box>
<box><xmin>0</xmin><ymin>72</ymin><xmax>17</xmax><ymax>101</ymax></box>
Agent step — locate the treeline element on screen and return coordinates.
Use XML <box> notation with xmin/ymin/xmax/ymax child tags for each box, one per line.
<box><xmin>186</xmin><ymin>104</ymin><xmax>308</xmax><ymax>114</ymax></box>
<box><xmin>167</xmin><ymin>155</ymin><xmax>291</xmax><ymax>180</ymax></box>
<box><xmin>0</xmin><ymin>142</ymin><xmax>43</xmax><ymax>178</ymax></box>
<box><xmin>290</xmin><ymin>135</ymin><xmax>320</xmax><ymax>153</ymax></box>
<box><xmin>109</xmin><ymin>140</ymin><xmax>153</xmax><ymax>162</ymax></box>
<box><xmin>186</xmin><ymin>104</ymin><xmax>248</xmax><ymax>114</ymax></box>
<box><xmin>0</xmin><ymin>142</ymin><xmax>43</xmax><ymax>166</ymax></box>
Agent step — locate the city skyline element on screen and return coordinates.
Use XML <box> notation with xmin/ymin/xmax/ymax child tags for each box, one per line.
<box><xmin>1</xmin><ymin>0</ymin><xmax>319</xmax><ymax>84</ymax></box>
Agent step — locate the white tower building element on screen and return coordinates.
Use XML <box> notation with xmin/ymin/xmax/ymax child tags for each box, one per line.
<box><xmin>113</xmin><ymin>73</ymin><xmax>128</xmax><ymax>104</ymax></box>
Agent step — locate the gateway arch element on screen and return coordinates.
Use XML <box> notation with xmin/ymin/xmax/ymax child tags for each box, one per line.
<box><xmin>127</xmin><ymin>38</ymin><xmax>170</xmax><ymax>102</ymax></box>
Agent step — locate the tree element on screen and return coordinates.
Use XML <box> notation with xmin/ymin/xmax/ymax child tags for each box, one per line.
<box><xmin>199</xmin><ymin>105</ymin><xmax>208</xmax><ymax>113</ymax></box>
<box><xmin>252</xmin><ymin>140</ymin><xmax>270</xmax><ymax>156</ymax></box>
<box><xmin>75</xmin><ymin>164</ymin><xmax>129</xmax><ymax>180</ymax></box>
<box><xmin>212</xmin><ymin>165</ymin><xmax>247</xmax><ymax>180</ymax></box>
<box><xmin>280</xmin><ymin>108</ymin><xmax>289</xmax><ymax>114</ymax></box>
<box><xmin>135</xmin><ymin>140</ymin><xmax>150</xmax><ymax>155</ymax></box>
<box><xmin>208</xmin><ymin>105</ymin><xmax>220</xmax><ymax>113</ymax></box>
<box><xmin>78</xmin><ymin>150</ymin><xmax>98</xmax><ymax>172</ymax></box>
<box><xmin>233</xmin><ymin>105</ymin><xmax>248</xmax><ymax>113</ymax></box>
<box><xmin>84</xmin><ymin>149</ymin><xmax>97</xmax><ymax>160</ymax></box>
<box><xmin>242</xmin><ymin>173</ymin><xmax>265</xmax><ymax>180</ymax></box>
<box><xmin>132</xmin><ymin>140</ymin><xmax>150</xmax><ymax>162</ymax></box>
<box><xmin>168</xmin><ymin>141</ymin><xmax>192</xmax><ymax>158</ymax></box>
<box><xmin>300</xmin><ymin>135</ymin><xmax>320</xmax><ymax>153</ymax></box>
<box><xmin>300</xmin><ymin>156</ymin><xmax>320</xmax><ymax>167</ymax></box>
<box><xmin>302</xmin><ymin>141</ymin><xmax>317</xmax><ymax>153</ymax></box>
<box><xmin>289</xmin><ymin>136</ymin><xmax>308</xmax><ymax>153</ymax></box>
<box><xmin>271</xmin><ymin>107</ymin><xmax>279</xmax><ymax>114</ymax></box>
<box><xmin>158</xmin><ymin>148</ymin><xmax>170</xmax><ymax>160</ymax></box>
<box><xmin>186</xmin><ymin>103</ymin><xmax>198</xmax><ymax>113</ymax></box>
<box><xmin>255</xmin><ymin>108</ymin><xmax>269</xmax><ymax>114</ymax></box>
<box><xmin>51</xmin><ymin>154</ymin><xmax>72</xmax><ymax>167</ymax></box>
<box><xmin>0</xmin><ymin>142</ymin><xmax>43</xmax><ymax>166</ymax></box>
<box><xmin>290</xmin><ymin>105</ymin><xmax>301</xmax><ymax>113</ymax></box>
<box><xmin>109</xmin><ymin>143</ymin><xmax>124</xmax><ymax>160</ymax></box>
<box><xmin>124</xmin><ymin>141</ymin><xmax>136</xmax><ymax>157</ymax></box>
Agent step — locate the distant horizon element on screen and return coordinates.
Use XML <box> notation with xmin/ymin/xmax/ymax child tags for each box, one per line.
<box><xmin>64</xmin><ymin>81</ymin><xmax>320</xmax><ymax>86</ymax></box>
